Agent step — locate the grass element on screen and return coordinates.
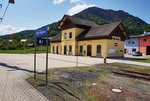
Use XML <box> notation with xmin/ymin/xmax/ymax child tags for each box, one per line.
<box><xmin>26</xmin><ymin>63</ymin><xmax>150</xmax><ymax>101</ymax></box>
<box><xmin>50</xmin><ymin>65</ymin><xmax>99</xmax><ymax>71</ymax></box>
<box><xmin>108</xmin><ymin>63</ymin><xmax>150</xmax><ymax>73</ymax></box>
<box><xmin>130</xmin><ymin>58</ymin><xmax>150</xmax><ymax>63</ymax></box>
<box><xmin>0</xmin><ymin>46</ymin><xmax>51</xmax><ymax>54</ymax></box>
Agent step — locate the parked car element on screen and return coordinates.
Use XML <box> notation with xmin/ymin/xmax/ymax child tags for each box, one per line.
<box><xmin>133</xmin><ymin>52</ymin><xmax>142</xmax><ymax>56</ymax></box>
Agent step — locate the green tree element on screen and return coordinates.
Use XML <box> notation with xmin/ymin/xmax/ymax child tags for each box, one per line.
<box><xmin>0</xmin><ymin>40</ymin><xmax>9</xmax><ymax>50</ymax></box>
<box><xmin>24</xmin><ymin>38</ymin><xmax>34</xmax><ymax>48</ymax></box>
<box><xmin>16</xmin><ymin>42</ymin><xmax>24</xmax><ymax>49</ymax></box>
<box><xmin>7</xmin><ymin>42</ymin><xmax>16</xmax><ymax>50</ymax></box>
<box><xmin>0</xmin><ymin>38</ymin><xmax>3</xmax><ymax>42</ymax></box>
<box><xmin>10</xmin><ymin>33</ymin><xmax>21</xmax><ymax>43</ymax></box>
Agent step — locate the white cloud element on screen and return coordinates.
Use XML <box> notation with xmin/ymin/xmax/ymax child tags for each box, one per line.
<box><xmin>70</xmin><ymin>0</ymin><xmax>81</xmax><ymax>3</ymax></box>
<box><xmin>53</xmin><ymin>0</ymin><xmax>65</xmax><ymax>4</ymax></box>
<box><xmin>0</xmin><ymin>24</ymin><xmax>25</xmax><ymax>36</ymax></box>
<box><xmin>67</xmin><ymin>4</ymin><xmax>96</xmax><ymax>16</ymax></box>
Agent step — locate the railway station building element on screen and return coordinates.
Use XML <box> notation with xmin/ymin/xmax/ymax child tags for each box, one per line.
<box><xmin>51</xmin><ymin>15</ymin><xmax>129</xmax><ymax>57</ymax></box>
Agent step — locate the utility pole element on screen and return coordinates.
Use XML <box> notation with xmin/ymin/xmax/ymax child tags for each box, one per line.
<box><xmin>46</xmin><ymin>27</ymin><xmax>49</xmax><ymax>86</ymax></box>
<box><xmin>76</xmin><ymin>42</ymin><xmax>79</xmax><ymax>67</ymax></box>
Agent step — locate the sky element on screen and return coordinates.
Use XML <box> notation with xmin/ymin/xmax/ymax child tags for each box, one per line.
<box><xmin>0</xmin><ymin>0</ymin><xmax>150</xmax><ymax>36</ymax></box>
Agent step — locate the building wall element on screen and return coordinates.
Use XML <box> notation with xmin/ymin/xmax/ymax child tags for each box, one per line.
<box><xmin>53</xmin><ymin>27</ymin><xmax>85</xmax><ymax>55</ymax></box>
<box><xmin>124</xmin><ymin>38</ymin><xmax>138</xmax><ymax>54</ymax></box>
<box><xmin>51</xmin><ymin>42</ymin><xmax>61</xmax><ymax>54</ymax></box>
<box><xmin>107</xmin><ymin>40</ymin><xmax>124</xmax><ymax>57</ymax></box>
<box><xmin>140</xmin><ymin>36</ymin><xmax>150</xmax><ymax>55</ymax></box>
<box><xmin>78</xmin><ymin>39</ymin><xmax>108</xmax><ymax>57</ymax></box>
<box><xmin>51</xmin><ymin>37</ymin><xmax>125</xmax><ymax>57</ymax></box>
<box><xmin>51</xmin><ymin>26</ymin><xmax>125</xmax><ymax>57</ymax></box>
<box><xmin>77</xmin><ymin>38</ymin><xmax>124</xmax><ymax>57</ymax></box>
<box><xmin>138</xmin><ymin>38</ymin><xmax>141</xmax><ymax>52</ymax></box>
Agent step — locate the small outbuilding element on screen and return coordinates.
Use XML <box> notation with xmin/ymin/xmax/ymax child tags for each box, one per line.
<box><xmin>20</xmin><ymin>39</ymin><xmax>27</xmax><ymax>42</ymax></box>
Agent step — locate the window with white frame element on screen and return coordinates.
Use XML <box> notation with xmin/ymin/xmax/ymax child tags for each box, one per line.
<box><xmin>64</xmin><ymin>33</ymin><xmax>67</xmax><ymax>39</ymax></box>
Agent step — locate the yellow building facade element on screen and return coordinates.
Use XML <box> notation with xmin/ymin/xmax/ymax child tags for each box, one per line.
<box><xmin>51</xmin><ymin>15</ymin><xmax>129</xmax><ymax>57</ymax></box>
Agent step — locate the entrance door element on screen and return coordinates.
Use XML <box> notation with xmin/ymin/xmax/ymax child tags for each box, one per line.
<box><xmin>64</xmin><ymin>45</ymin><xmax>67</xmax><ymax>55</ymax></box>
<box><xmin>56</xmin><ymin>46</ymin><xmax>59</xmax><ymax>54</ymax></box>
<box><xmin>147</xmin><ymin>46</ymin><xmax>150</xmax><ymax>55</ymax></box>
<box><xmin>87</xmin><ymin>45</ymin><xmax>92</xmax><ymax>56</ymax></box>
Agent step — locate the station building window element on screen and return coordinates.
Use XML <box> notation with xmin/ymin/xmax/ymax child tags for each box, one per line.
<box><xmin>97</xmin><ymin>45</ymin><xmax>101</xmax><ymax>53</ymax></box>
<box><xmin>69</xmin><ymin>32</ymin><xmax>72</xmax><ymax>38</ymax></box>
<box><xmin>80</xmin><ymin>45</ymin><xmax>83</xmax><ymax>53</ymax></box>
<box><xmin>69</xmin><ymin>45</ymin><xmax>72</xmax><ymax>53</ymax></box>
<box><xmin>64</xmin><ymin>33</ymin><xmax>67</xmax><ymax>39</ymax></box>
<box><xmin>112</xmin><ymin>36</ymin><xmax>120</xmax><ymax>40</ymax></box>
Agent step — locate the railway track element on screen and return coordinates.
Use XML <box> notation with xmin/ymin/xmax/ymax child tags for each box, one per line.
<box><xmin>112</xmin><ymin>69</ymin><xmax>150</xmax><ymax>81</ymax></box>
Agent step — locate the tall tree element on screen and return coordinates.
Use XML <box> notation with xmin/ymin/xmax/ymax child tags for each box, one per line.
<box><xmin>10</xmin><ymin>33</ymin><xmax>21</xmax><ymax>43</ymax></box>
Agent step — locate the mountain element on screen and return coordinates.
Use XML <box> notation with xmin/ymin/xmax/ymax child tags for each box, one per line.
<box><xmin>0</xmin><ymin>22</ymin><xmax>60</xmax><ymax>39</ymax></box>
<box><xmin>74</xmin><ymin>7</ymin><xmax>150</xmax><ymax>35</ymax></box>
<box><xmin>0</xmin><ymin>30</ymin><xmax>35</xmax><ymax>39</ymax></box>
<box><xmin>1</xmin><ymin>7</ymin><xmax>150</xmax><ymax>39</ymax></box>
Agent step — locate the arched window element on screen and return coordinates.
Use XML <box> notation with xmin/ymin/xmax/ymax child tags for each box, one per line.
<box><xmin>69</xmin><ymin>32</ymin><xmax>72</xmax><ymax>38</ymax></box>
<box><xmin>87</xmin><ymin>45</ymin><xmax>92</xmax><ymax>56</ymax></box>
<box><xmin>69</xmin><ymin>45</ymin><xmax>72</xmax><ymax>52</ymax></box>
<box><xmin>97</xmin><ymin>45</ymin><xmax>101</xmax><ymax>53</ymax></box>
<box><xmin>64</xmin><ymin>45</ymin><xmax>67</xmax><ymax>55</ymax></box>
<box><xmin>80</xmin><ymin>45</ymin><xmax>83</xmax><ymax>53</ymax></box>
<box><xmin>56</xmin><ymin>46</ymin><xmax>59</xmax><ymax>54</ymax></box>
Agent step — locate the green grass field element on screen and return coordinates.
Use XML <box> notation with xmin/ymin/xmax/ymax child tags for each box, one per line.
<box><xmin>130</xmin><ymin>58</ymin><xmax>150</xmax><ymax>63</ymax></box>
<box><xmin>0</xmin><ymin>46</ymin><xmax>51</xmax><ymax>54</ymax></box>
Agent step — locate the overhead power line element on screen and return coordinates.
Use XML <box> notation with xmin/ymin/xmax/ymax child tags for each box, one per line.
<box><xmin>1</xmin><ymin>3</ymin><xmax>9</xmax><ymax>22</ymax></box>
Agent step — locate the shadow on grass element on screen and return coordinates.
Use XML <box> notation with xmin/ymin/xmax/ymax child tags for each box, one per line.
<box><xmin>35</xmin><ymin>78</ymin><xmax>80</xmax><ymax>100</ymax></box>
<box><xmin>49</xmin><ymin>81</ymin><xmax>80</xmax><ymax>100</ymax></box>
<box><xmin>52</xmin><ymin>81</ymin><xmax>79</xmax><ymax>98</ymax></box>
<box><xmin>0</xmin><ymin>62</ymin><xmax>39</xmax><ymax>73</ymax></box>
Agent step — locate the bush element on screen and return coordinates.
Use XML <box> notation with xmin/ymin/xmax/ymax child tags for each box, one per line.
<box><xmin>0</xmin><ymin>38</ymin><xmax>32</xmax><ymax>50</ymax></box>
<box><xmin>16</xmin><ymin>42</ymin><xmax>24</xmax><ymax>50</ymax></box>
